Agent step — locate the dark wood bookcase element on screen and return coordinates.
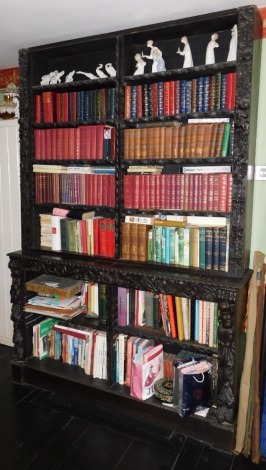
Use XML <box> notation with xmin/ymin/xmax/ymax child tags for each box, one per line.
<box><xmin>8</xmin><ymin>5</ymin><xmax>262</xmax><ymax>451</ymax></box>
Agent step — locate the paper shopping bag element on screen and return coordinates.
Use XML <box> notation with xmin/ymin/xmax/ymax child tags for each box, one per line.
<box><xmin>130</xmin><ymin>344</ymin><xmax>164</xmax><ymax>400</ymax></box>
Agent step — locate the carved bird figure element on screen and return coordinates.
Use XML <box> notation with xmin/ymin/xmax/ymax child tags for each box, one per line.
<box><xmin>96</xmin><ymin>64</ymin><xmax>108</xmax><ymax>78</ymax></box>
<box><xmin>76</xmin><ymin>71</ymin><xmax>98</xmax><ymax>79</ymax></box>
<box><xmin>105</xmin><ymin>63</ymin><xmax>116</xmax><ymax>77</ymax></box>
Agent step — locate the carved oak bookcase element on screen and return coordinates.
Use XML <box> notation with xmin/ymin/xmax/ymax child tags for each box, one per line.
<box><xmin>8</xmin><ymin>5</ymin><xmax>261</xmax><ymax>452</ymax></box>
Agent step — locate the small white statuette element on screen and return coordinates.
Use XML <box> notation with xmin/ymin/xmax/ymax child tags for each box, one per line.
<box><xmin>40</xmin><ymin>70</ymin><xmax>58</xmax><ymax>85</ymax></box>
<box><xmin>65</xmin><ymin>70</ymin><xmax>76</xmax><ymax>82</ymax></box>
<box><xmin>133</xmin><ymin>53</ymin><xmax>146</xmax><ymax>75</ymax></box>
<box><xmin>50</xmin><ymin>70</ymin><xmax>65</xmax><ymax>84</ymax></box>
<box><xmin>176</xmin><ymin>36</ymin><xmax>193</xmax><ymax>68</ymax></box>
<box><xmin>227</xmin><ymin>24</ymin><xmax>238</xmax><ymax>62</ymax></box>
<box><xmin>142</xmin><ymin>40</ymin><xmax>165</xmax><ymax>73</ymax></box>
<box><xmin>96</xmin><ymin>64</ymin><xmax>108</xmax><ymax>78</ymax></box>
<box><xmin>76</xmin><ymin>71</ymin><xmax>98</xmax><ymax>79</ymax></box>
<box><xmin>205</xmin><ymin>33</ymin><xmax>219</xmax><ymax>65</ymax></box>
<box><xmin>105</xmin><ymin>63</ymin><xmax>116</xmax><ymax>77</ymax></box>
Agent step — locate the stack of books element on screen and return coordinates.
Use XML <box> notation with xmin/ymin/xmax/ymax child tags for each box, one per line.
<box><xmin>24</xmin><ymin>274</ymin><xmax>85</xmax><ymax>320</ymax></box>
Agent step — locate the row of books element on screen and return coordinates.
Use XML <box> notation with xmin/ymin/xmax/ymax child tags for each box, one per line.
<box><xmin>35</xmin><ymin>88</ymin><xmax>116</xmax><ymax>124</ymax></box>
<box><xmin>34</xmin><ymin>125</ymin><xmax>116</xmax><ymax>160</ymax></box>
<box><xmin>123</xmin><ymin>172</ymin><xmax>232</xmax><ymax>212</ymax></box>
<box><xmin>114</xmin><ymin>334</ymin><xmax>218</xmax><ymax>405</ymax></box>
<box><xmin>117</xmin><ymin>288</ymin><xmax>219</xmax><ymax>346</ymax></box>
<box><xmin>123</xmin><ymin>121</ymin><xmax>231</xmax><ymax>159</ymax></box>
<box><xmin>35</xmin><ymin>172</ymin><xmax>116</xmax><ymax>206</ymax></box>
<box><xmin>121</xmin><ymin>221</ymin><xmax>229</xmax><ymax>271</ymax></box>
<box><xmin>40</xmin><ymin>213</ymin><xmax>115</xmax><ymax>257</ymax></box>
<box><xmin>32</xmin><ymin>318</ymin><xmax>107</xmax><ymax>379</ymax></box>
<box><xmin>124</xmin><ymin>72</ymin><xmax>236</xmax><ymax>120</ymax></box>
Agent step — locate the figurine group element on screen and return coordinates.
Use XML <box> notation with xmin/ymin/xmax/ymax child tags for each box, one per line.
<box><xmin>40</xmin><ymin>25</ymin><xmax>238</xmax><ymax>85</ymax></box>
<box><xmin>40</xmin><ymin>63</ymin><xmax>116</xmax><ymax>85</ymax></box>
<box><xmin>133</xmin><ymin>24</ymin><xmax>237</xmax><ymax>75</ymax></box>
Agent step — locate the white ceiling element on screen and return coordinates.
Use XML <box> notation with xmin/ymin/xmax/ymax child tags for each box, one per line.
<box><xmin>1</xmin><ymin>0</ymin><xmax>265</xmax><ymax>69</ymax></box>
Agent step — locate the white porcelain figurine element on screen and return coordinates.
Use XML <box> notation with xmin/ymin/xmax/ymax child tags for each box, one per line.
<box><xmin>227</xmin><ymin>24</ymin><xmax>238</xmax><ymax>61</ymax></box>
<box><xmin>176</xmin><ymin>36</ymin><xmax>193</xmax><ymax>68</ymax></box>
<box><xmin>76</xmin><ymin>71</ymin><xmax>98</xmax><ymax>79</ymax></box>
<box><xmin>50</xmin><ymin>70</ymin><xmax>65</xmax><ymax>84</ymax></box>
<box><xmin>65</xmin><ymin>70</ymin><xmax>76</xmax><ymax>82</ymax></box>
<box><xmin>141</xmin><ymin>40</ymin><xmax>165</xmax><ymax>73</ymax></box>
<box><xmin>96</xmin><ymin>64</ymin><xmax>108</xmax><ymax>78</ymax></box>
<box><xmin>40</xmin><ymin>70</ymin><xmax>58</xmax><ymax>85</ymax></box>
<box><xmin>105</xmin><ymin>63</ymin><xmax>116</xmax><ymax>77</ymax></box>
<box><xmin>205</xmin><ymin>33</ymin><xmax>219</xmax><ymax>65</ymax></box>
<box><xmin>133</xmin><ymin>53</ymin><xmax>146</xmax><ymax>75</ymax></box>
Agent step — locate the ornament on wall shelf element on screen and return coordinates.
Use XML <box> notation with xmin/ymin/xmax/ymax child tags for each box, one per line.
<box><xmin>49</xmin><ymin>70</ymin><xmax>65</xmax><ymax>84</ymax></box>
<box><xmin>40</xmin><ymin>70</ymin><xmax>65</xmax><ymax>85</ymax></box>
<box><xmin>176</xmin><ymin>36</ymin><xmax>193</xmax><ymax>68</ymax></box>
<box><xmin>227</xmin><ymin>24</ymin><xmax>238</xmax><ymax>61</ymax></box>
<box><xmin>141</xmin><ymin>40</ymin><xmax>166</xmax><ymax>73</ymax></box>
<box><xmin>205</xmin><ymin>33</ymin><xmax>219</xmax><ymax>65</ymax></box>
<box><xmin>133</xmin><ymin>53</ymin><xmax>146</xmax><ymax>75</ymax></box>
<box><xmin>65</xmin><ymin>70</ymin><xmax>76</xmax><ymax>82</ymax></box>
<box><xmin>105</xmin><ymin>63</ymin><xmax>116</xmax><ymax>77</ymax></box>
<box><xmin>76</xmin><ymin>71</ymin><xmax>98</xmax><ymax>79</ymax></box>
<box><xmin>96</xmin><ymin>64</ymin><xmax>108</xmax><ymax>78</ymax></box>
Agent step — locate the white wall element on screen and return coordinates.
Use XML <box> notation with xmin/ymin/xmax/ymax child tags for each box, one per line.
<box><xmin>250</xmin><ymin>35</ymin><xmax>266</xmax><ymax>264</ymax></box>
<box><xmin>0</xmin><ymin>119</ymin><xmax>21</xmax><ymax>345</ymax></box>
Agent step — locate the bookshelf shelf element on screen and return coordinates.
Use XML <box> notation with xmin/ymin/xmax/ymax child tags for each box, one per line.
<box><xmin>9</xmin><ymin>5</ymin><xmax>261</xmax><ymax>452</ymax></box>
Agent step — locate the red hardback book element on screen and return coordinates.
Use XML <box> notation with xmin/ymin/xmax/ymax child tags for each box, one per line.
<box><xmin>169</xmin><ymin>81</ymin><xmax>176</xmax><ymax>116</ymax></box>
<box><xmin>62</xmin><ymin>92</ymin><xmax>69</xmax><ymax>122</ymax></box>
<box><xmin>90</xmin><ymin>126</ymin><xmax>97</xmax><ymax>160</ymax></box>
<box><xmin>163</xmin><ymin>81</ymin><xmax>170</xmax><ymax>116</ymax></box>
<box><xmin>68</xmin><ymin>128</ymin><xmax>75</xmax><ymax>160</ymax></box>
<box><xmin>106</xmin><ymin>218</ymin><xmax>115</xmax><ymax>257</ymax></box>
<box><xmin>99</xmin><ymin>218</ymin><xmax>107</xmax><ymax>256</ymax></box>
<box><xmin>218</xmin><ymin>174</ymin><xmax>228</xmax><ymax>212</ymax></box>
<box><xmin>201</xmin><ymin>173</ymin><xmax>208</xmax><ymax>211</ymax></box>
<box><xmin>62</xmin><ymin>128</ymin><xmax>69</xmax><ymax>160</ymax></box>
<box><xmin>131</xmin><ymin>175</ymin><xmax>140</xmax><ymax>209</ymax></box>
<box><xmin>46</xmin><ymin>128</ymin><xmax>52</xmax><ymax>160</ymax></box>
<box><xmin>124</xmin><ymin>85</ymin><xmax>131</xmax><ymax>119</ymax></box>
<box><xmin>74</xmin><ymin>127</ymin><xmax>81</xmax><ymax>159</ymax></box>
<box><xmin>212</xmin><ymin>174</ymin><xmax>220</xmax><ymax>212</ymax></box>
<box><xmin>166</xmin><ymin>295</ymin><xmax>178</xmax><ymax>338</ymax></box>
<box><xmin>35</xmin><ymin>95</ymin><xmax>42</xmax><ymax>123</ymax></box>
<box><xmin>56</xmin><ymin>128</ymin><xmax>63</xmax><ymax>159</ymax></box>
<box><xmin>34</xmin><ymin>130</ymin><xmax>41</xmax><ymax>160</ymax></box>
<box><xmin>55</xmin><ymin>93</ymin><xmax>61</xmax><ymax>122</ymax></box>
<box><xmin>96</xmin><ymin>125</ymin><xmax>104</xmax><ymax>159</ymax></box>
<box><xmin>39</xmin><ymin>131</ymin><xmax>46</xmax><ymax>160</ymax></box>
<box><xmin>207</xmin><ymin>174</ymin><xmax>214</xmax><ymax>211</ymax></box>
<box><xmin>136</xmin><ymin>85</ymin><xmax>143</xmax><ymax>118</ymax></box>
<box><xmin>227</xmin><ymin>173</ymin><xmax>232</xmax><ymax>212</ymax></box>
<box><xmin>123</xmin><ymin>175</ymin><xmax>132</xmax><ymax>209</ymax></box>
<box><xmin>42</xmin><ymin>91</ymin><xmax>54</xmax><ymax>123</ymax></box>
<box><xmin>175</xmin><ymin>80</ymin><xmax>180</xmax><ymax>114</ymax></box>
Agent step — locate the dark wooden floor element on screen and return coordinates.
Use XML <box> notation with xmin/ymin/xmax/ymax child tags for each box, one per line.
<box><xmin>1</xmin><ymin>344</ymin><xmax>266</xmax><ymax>470</ymax></box>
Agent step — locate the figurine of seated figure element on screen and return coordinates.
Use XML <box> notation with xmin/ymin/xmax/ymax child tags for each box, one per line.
<box><xmin>134</xmin><ymin>53</ymin><xmax>146</xmax><ymax>75</ymax></box>
<box><xmin>176</xmin><ymin>36</ymin><xmax>193</xmax><ymax>68</ymax></box>
<box><xmin>142</xmin><ymin>40</ymin><xmax>165</xmax><ymax>73</ymax></box>
<box><xmin>50</xmin><ymin>70</ymin><xmax>65</xmax><ymax>84</ymax></box>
